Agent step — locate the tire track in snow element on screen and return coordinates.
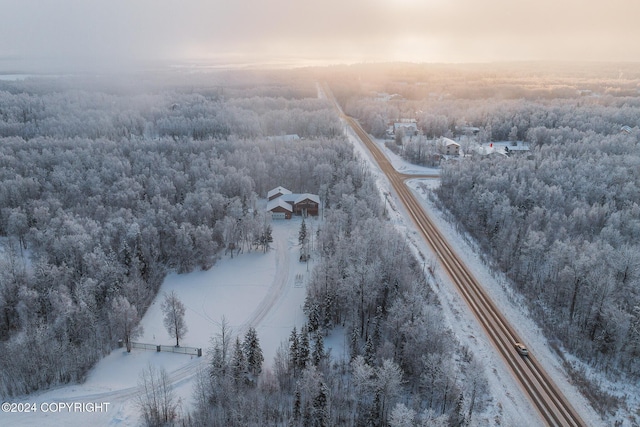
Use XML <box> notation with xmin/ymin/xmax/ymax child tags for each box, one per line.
<box><xmin>11</xmin><ymin>227</ymin><xmax>293</xmax><ymax>426</ymax></box>
<box><xmin>238</xmin><ymin>226</ymin><xmax>291</xmax><ymax>337</ymax></box>
<box><xmin>101</xmin><ymin>233</ymin><xmax>290</xmax><ymax>401</ymax></box>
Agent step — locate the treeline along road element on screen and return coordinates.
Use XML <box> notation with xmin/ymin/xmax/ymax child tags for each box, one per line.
<box><xmin>324</xmin><ymin>83</ymin><xmax>585</xmax><ymax>426</ymax></box>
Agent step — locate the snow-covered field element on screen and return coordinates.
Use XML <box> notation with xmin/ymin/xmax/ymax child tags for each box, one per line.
<box><xmin>3</xmin><ymin>219</ymin><xmax>313</xmax><ymax>427</ymax></box>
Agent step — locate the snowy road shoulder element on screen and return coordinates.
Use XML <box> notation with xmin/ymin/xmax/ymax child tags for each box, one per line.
<box><xmin>342</xmin><ymin>120</ymin><xmax>603</xmax><ymax>426</ymax></box>
<box><xmin>405</xmin><ymin>178</ymin><xmax>604</xmax><ymax>427</ymax></box>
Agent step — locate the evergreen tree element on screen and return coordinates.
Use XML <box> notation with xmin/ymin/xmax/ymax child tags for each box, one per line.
<box><xmin>350</xmin><ymin>326</ymin><xmax>360</xmax><ymax>361</ymax></box>
<box><xmin>312</xmin><ymin>380</ymin><xmax>329</xmax><ymax>427</ymax></box>
<box><xmin>312</xmin><ymin>331</ymin><xmax>325</xmax><ymax>366</ymax></box>
<box><xmin>289</xmin><ymin>327</ymin><xmax>300</xmax><ymax>376</ymax></box>
<box><xmin>372</xmin><ymin>306</ymin><xmax>382</xmax><ymax>347</ymax></box>
<box><xmin>210</xmin><ymin>342</ymin><xmax>226</xmax><ymax>380</ymax></box>
<box><xmin>303</xmin><ymin>400</ymin><xmax>312</xmax><ymax>427</ymax></box>
<box><xmin>231</xmin><ymin>337</ymin><xmax>246</xmax><ymax>387</ymax></box>
<box><xmin>243</xmin><ymin>327</ymin><xmax>264</xmax><ymax>379</ymax></box>
<box><xmin>299</xmin><ymin>219</ymin><xmax>309</xmax><ymax>261</ymax></box>
<box><xmin>307</xmin><ymin>302</ymin><xmax>320</xmax><ymax>332</ymax></box>
<box><xmin>364</xmin><ymin>335</ymin><xmax>375</xmax><ymax>366</ymax></box>
<box><xmin>369</xmin><ymin>392</ymin><xmax>382</xmax><ymax>427</ymax></box>
<box><xmin>299</xmin><ymin>219</ymin><xmax>307</xmax><ymax>246</ymax></box>
<box><xmin>293</xmin><ymin>384</ymin><xmax>302</xmax><ymax>423</ymax></box>
<box><xmin>298</xmin><ymin>326</ymin><xmax>310</xmax><ymax>370</ymax></box>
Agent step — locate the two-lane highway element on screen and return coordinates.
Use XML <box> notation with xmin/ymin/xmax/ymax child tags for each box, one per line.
<box><xmin>336</xmin><ymin>103</ymin><xmax>585</xmax><ymax>426</ymax></box>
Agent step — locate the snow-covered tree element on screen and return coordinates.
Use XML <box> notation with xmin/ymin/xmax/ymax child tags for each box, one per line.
<box><xmin>161</xmin><ymin>290</ymin><xmax>188</xmax><ymax>347</ymax></box>
<box><xmin>109</xmin><ymin>295</ymin><xmax>143</xmax><ymax>351</ymax></box>
<box><xmin>137</xmin><ymin>363</ymin><xmax>178</xmax><ymax>426</ymax></box>
<box><xmin>243</xmin><ymin>327</ymin><xmax>264</xmax><ymax>379</ymax></box>
<box><xmin>389</xmin><ymin>403</ymin><xmax>416</xmax><ymax>427</ymax></box>
<box><xmin>312</xmin><ymin>380</ymin><xmax>329</xmax><ymax>427</ymax></box>
<box><xmin>289</xmin><ymin>326</ymin><xmax>300</xmax><ymax>377</ymax></box>
<box><xmin>376</xmin><ymin>359</ymin><xmax>404</xmax><ymax>424</ymax></box>
<box><xmin>231</xmin><ymin>337</ymin><xmax>247</xmax><ymax>387</ymax></box>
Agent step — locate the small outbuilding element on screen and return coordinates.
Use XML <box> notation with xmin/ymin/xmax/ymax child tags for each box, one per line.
<box><xmin>504</xmin><ymin>145</ymin><xmax>530</xmax><ymax>156</ymax></box>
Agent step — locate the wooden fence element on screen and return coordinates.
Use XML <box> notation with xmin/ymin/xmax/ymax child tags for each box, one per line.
<box><xmin>119</xmin><ymin>340</ymin><xmax>202</xmax><ymax>357</ymax></box>
<box><xmin>158</xmin><ymin>344</ymin><xmax>202</xmax><ymax>356</ymax></box>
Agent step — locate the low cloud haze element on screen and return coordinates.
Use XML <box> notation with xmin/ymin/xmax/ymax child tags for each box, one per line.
<box><xmin>1</xmin><ymin>0</ymin><xmax>639</xmax><ymax>71</ymax></box>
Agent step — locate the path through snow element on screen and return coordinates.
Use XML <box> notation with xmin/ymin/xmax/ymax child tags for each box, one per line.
<box><xmin>3</xmin><ymin>220</ymin><xmax>311</xmax><ymax>427</ymax></box>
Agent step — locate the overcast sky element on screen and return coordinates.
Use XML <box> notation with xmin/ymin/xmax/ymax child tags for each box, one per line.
<box><xmin>1</xmin><ymin>0</ymin><xmax>639</xmax><ymax>71</ymax></box>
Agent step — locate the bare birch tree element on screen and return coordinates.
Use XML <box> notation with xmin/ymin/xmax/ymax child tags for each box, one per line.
<box><xmin>161</xmin><ymin>291</ymin><xmax>188</xmax><ymax>347</ymax></box>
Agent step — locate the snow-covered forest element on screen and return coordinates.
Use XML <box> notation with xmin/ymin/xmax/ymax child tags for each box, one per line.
<box><xmin>191</xmin><ymin>151</ymin><xmax>485</xmax><ymax>426</ymax></box>
<box><xmin>339</xmin><ymin>63</ymin><xmax>640</xmax><ymax>142</ymax></box>
<box><xmin>4</xmin><ymin>63</ymin><xmax>639</xmax><ymax>425</ymax></box>
<box><xmin>434</xmin><ymin>113</ymin><xmax>640</xmax><ymax>414</ymax></box>
<box><xmin>0</xmin><ymin>72</ymin><xmax>342</xmax><ymax>396</ymax></box>
<box><xmin>0</xmin><ymin>72</ymin><xmax>487</xmax><ymax>426</ymax></box>
<box><xmin>335</xmin><ymin>62</ymin><xmax>640</xmax><ymax>418</ymax></box>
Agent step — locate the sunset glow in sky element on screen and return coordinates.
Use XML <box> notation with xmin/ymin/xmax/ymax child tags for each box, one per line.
<box><xmin>1</xmin><ymin>0</ymin><xmax>638</xmax><ymax>70</ymax></box>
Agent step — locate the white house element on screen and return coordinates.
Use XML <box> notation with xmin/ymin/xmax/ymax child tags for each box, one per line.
<box><xmin>393</xmin><ymin>122</ymin><xmax>419</xmax><ymax>137</ymax></box>
<box><xmin>443</xmin><ymin>137</ymin><xmax>460</xmax><ymax>156</ymax></box>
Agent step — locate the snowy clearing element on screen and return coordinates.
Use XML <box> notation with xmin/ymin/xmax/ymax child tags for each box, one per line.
<box><xmin>3</xmin><ymin>219</ymin><xmax>313</xmax><ymax>427</ymax></box>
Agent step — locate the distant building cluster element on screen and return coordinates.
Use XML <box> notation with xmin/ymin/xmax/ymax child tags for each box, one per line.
<box><xmin>381</xmin><ymin>115</ymin><xmax>535</xmax><ymax>161</ymax></box>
